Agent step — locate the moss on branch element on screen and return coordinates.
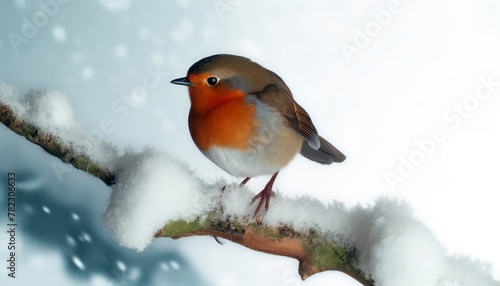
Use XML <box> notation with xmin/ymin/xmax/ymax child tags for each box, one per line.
<box><xmin>153</xmin><ymin>215</ymin><xmax>374</xmax><ymax>285</ymax></box>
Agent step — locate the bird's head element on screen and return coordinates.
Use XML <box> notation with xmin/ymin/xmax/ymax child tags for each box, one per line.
<box><xmin>171</xmin><ymin>54</ymin><xmax>274</xmax><ymax>112</ymax></box>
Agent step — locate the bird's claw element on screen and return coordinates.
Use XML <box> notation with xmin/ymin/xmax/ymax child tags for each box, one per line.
<box><xmin>250</xmin><ymin>188</ymin><xmax>276</xmax><ymax>222</ymax></box>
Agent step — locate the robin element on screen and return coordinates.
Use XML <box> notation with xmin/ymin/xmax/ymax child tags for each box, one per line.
<box><xmin>171</xmin><ymin>54</ymin><xmax>345</xmax><ymax>220</ymax></box>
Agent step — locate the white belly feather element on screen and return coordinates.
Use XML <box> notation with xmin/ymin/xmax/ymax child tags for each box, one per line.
<box><xmin>202</xmin><ymin>96</ymin><xmax>303</xmax><ymax>177</ymax></box>
<box><xmin>203</xmin><ymin>147</ymin><xmax>281</xmax><ymax>177</ymax></box>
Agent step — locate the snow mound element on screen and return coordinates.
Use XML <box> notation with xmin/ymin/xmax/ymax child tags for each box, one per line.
<box><xmin>221</xmin><ymin>186</ymin><xmax>500</xmax><ymax>286</ymax></box>
<box><xmin>103</xmin><ymin>149</ymin><xmax>216</xmax><ymax>250</ymax></box>
<box><xmin>0</xmin><ymin>82</ymin><xmax>117</xmax><ymax>170</ymax></box>
<box><xmin>22</xmin><ymin>89</ymin><xmax>77</xmax><ymax>133</ymax></box>
<box><xmin>102</xmin><ymin>168</ymin><xmax>500</xmax><ymax>285</ymax></box>
<box><xmin>0</xmin><ymin>81</ymin><xmax>24</xmax><ymax>114</ymax></box>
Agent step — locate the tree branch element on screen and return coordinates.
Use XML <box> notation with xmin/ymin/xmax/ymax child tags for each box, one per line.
<box><xmin>0</xmin><ymin>103</ymin><xmax>115</xmax><ymax>185</ymax></box>
<box><xmin>0</xmin><ymin>102</ymin><xmax>374</xmax><ymax>286</ymax></box>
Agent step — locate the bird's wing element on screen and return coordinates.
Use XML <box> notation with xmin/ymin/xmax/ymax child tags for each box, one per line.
<box><xmin>253</xmin><ymin>83</ymin><xmax>321</xmax><ymax>149</ymax></box>
<box><xmin>253</xmin><ymin>81</ymin><xmax>346</xmax><ymax>164</ymax></box>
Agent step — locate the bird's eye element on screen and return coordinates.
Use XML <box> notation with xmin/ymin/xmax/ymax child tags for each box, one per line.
<box><xmin>207</xmin><ymin>77</ymin><xmax>218</xmax><ymax>86</ymax></box>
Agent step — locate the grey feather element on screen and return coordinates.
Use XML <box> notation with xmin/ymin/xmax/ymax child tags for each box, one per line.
<box><xmin>300</xmin><ymin>136</ymin><xmax>346</xmax><ymax>164</ymax></box>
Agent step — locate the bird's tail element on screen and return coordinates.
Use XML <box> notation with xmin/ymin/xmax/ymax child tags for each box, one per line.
<box><xmin>300</xmin><ymin>136</ymin><xmax>346</xmax><ymax>165</ymax></box>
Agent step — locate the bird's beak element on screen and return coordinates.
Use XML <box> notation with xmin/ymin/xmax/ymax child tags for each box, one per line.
<box><xmin>170</xmin><ymin>77</ymin><xmax>192</xmax><ymax>86</ymax></box>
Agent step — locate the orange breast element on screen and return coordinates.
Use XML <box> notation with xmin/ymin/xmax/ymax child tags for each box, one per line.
<box><xmin>188</xmin><ymin>97</ymin><xmax>256</xmax><ymax>151</ymax></box>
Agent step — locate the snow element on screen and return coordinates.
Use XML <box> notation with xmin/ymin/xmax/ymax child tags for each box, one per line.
<box><xmin>82</xmin><ymin>67</ymin><xmax>95</xmax><ymax>79</ymax></box>
<box><xmin>72</xmin><ymin>256</ymin><xmax>86</xmax><ymax>271</ymax></box>
<box><xmin>220</xmin><ymin>186</ymin><xmax>500</xmax><ymax>286</ymax></box>
<box><xmin>13</xmin><ymin>0</ymin><xmax>26</xmax><ymax>9</ymax></box>
<box><xmin>97</xmin><ymin>0</ymin><xmax>131</xmax><ymax>11</ymax></box>
<box><xmin>1</xmin><ymin>83</ymin><xmax>499</xmax><ymax>284</ymax></box>
<box><xmin>114</xmin><ymin>45</ymin><xmax>128</xmax><ymax>58</ymax></box>
<box><xmin>52</xmin><ymin>26</ymin><xmax>67</xmax><ymax>42</ymax></box>
<box><xmin>0</xmin><ymin>82</ymin><xmax>22</xmax><ymax>114</ymax></box>
<box><xmin>23</xmin><ymin>89</ymin><xmax>76</xmax><ymax>132</ymax></box>
<box><xmin>103</xmin><ymin>149</ymin><xmax>215</xmax><ymax>250</ymax></box>
<box><xmin>0</xmin><ymin>82</ymin><xmax>117</xmax><ymax>170</ymax></box>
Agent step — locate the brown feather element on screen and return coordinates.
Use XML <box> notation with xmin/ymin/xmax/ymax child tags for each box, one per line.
<box><xmin>252</xmin><ymin>82</ymin><xmax>321</xmax><ymax>150</ymax></box>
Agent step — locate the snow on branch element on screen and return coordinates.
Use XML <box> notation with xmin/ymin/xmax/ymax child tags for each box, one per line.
<box><xmin>1</xmin><ymin>82</ymin><xmax>498</xmax><ymax>286</ymax></box>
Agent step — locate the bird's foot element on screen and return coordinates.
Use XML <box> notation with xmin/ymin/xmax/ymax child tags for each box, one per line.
<box><xmin>247</xmin><ymin>172</ymin><xmax>279</xmax><ymax>223</ymax></box>
<box><xmin>250</xmin><ymin>184</ymin><xmax>276</xmax><ymax>223</ymax></box>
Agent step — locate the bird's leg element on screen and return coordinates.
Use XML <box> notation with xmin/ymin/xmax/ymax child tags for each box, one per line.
<box><xmin>240</xmin><ymin>177</ymin><xmax>251</xmax><ymax>186</ymax></box>
<box><xmin>250</xmin><ymin>172</ymin><xmax>279</xmax><ymax>221</ymax></box>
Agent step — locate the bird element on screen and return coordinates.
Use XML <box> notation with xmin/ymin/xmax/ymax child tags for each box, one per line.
<box><xmin>171</xmin><ymin>54</ymin><xmax>345</xmax><ymax>220</ymax></box>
